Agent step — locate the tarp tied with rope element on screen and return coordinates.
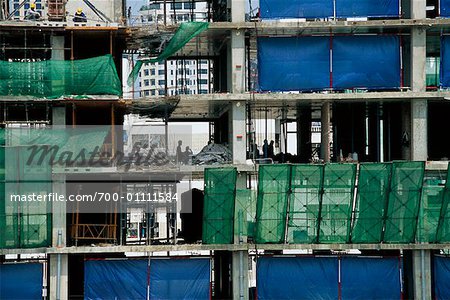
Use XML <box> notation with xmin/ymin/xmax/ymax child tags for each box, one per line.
<box><xmin>127</xmin><ymin>22</ymin><xmax>209</xmax><ymax>86</ymax></box>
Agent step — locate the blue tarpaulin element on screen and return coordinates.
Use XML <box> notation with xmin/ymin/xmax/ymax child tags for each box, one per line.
<box><xmin>150</xmin><ymin>258</ymin><xmax>210</xmax><ymax>299</ymax></box>
<box><xmin>258</xmin><ymin>37</ymin><xmax>330</xmax><ymax>92</ymax></box>
<box><xmin>0</xmin><ymin>263</ymin><xmax>42</xmax><ymax>299</ymax></box>
<box><xmin>84</xmin><ymin>258</ymin><xmax>210</xmax><ymax>300</ymax></box>
<box><xmin>441</xmin><ymin>0</ymin><xmax>450</xmax><ymax>17</ymax></box>
<box><xmin>333</xmin><ymin>36</ymin><xmax>401</xmax><ymax>90</ymax></box>
<box><xmin>336</xmin><ymin>0</ymin><xmax>399</xmax><ymax>18</ymax></box>
<box><xmin>84</xmin><ymin>259</ymin><xmax>148</xmax><ymax>300</ymax></box>
<box><xmin>440</xmin><ymin>36</ymin><xmax>450</xmax><ymax>87</ymax></box>
<box><xmin>341</xmin><ymin>257</ymin><xmax>401</xmax><ymax>299</ymax></box>
<box><xmin>260</xmin><ymin>0</ymin><xmax>333</xmax><ymax>19</ymax></box>
<box><xmin>435</xmin><ymin>256</ymin><xmax>450</xmax><ymax>300</ymax></box>
<box><xmin>257</xmin><ymin>257</ymin><xmax>338</xmax><ymax>299</ymax></box>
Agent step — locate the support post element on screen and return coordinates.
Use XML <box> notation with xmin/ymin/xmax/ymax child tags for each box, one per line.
<box><xmin>50</xmin><ymin>107</ymin><xmax>68</xmax><ymax>300</ymax></box>
<box><xmin>229</xmin><ymin>102</ymin><xmax>246</xmax><ymax>164</ymax></box>
<box><xmin>321</xmin><ymin>102</ymin><xmax>331</xmax><ymax>162</ymax></box>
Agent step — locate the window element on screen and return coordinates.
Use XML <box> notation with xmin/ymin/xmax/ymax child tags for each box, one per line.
<box><xmin>170</xmin><ymin>70</ymin><xmax>174</xmax><ymax>75</ymax></box>
<box><xmin>170</xmin><ymin>3</ymin><xmax>182</xmax><ymax>9</ymax></box>
<box><xmin>144</xmin><ymin>79</ymin><xmax>149</xmax><ymax>86</ymax></box>
<box><xmin>144</xmin><ymin>69</ymin><xmax>149</xmax><ymax>76</ymax></box>
<box><xmin>171</xmin><ymin>80</ymin><xmax>174</xmax><ymax>86</ymax></box>
<box><xmin>151</xmin><ymin>79</ymin><xmax>155</xmax><ymax>85</ymax></box>
<box><xmin>151</xmin><ymin>90</ymin><xmax>156</xmax><ymax>96</ymax></box>
<box><xmin>158</xmin><ymin>80</ymin><xmax>165</xmax><ymax>85</ymax></box>
<box><xmin>144</xmin><ymin>90</ymin><xmax>150</xmax><ymax>96</ymax></box>
<box><xmin>199</xmin><ymin>69</ymin><xmax>208</xmax><ymax>74</ymax></box>
<box><xmin>199</xmin><ymin>89</ymin><xmax>208</xmax><ymax>94</ymax></box>
<box><xmin>151</xmin><ymin>69</ymin><xmax>155</xmax><ymax>75</ymax></box>
<box><xmin>200</xmin><ymin>59</ymin><xmax>208</xmax><ymax>64</ymax></box>
<box><xmin>158</xmin><ymin>69</ymin><xmax>165</xmax><ymax>75</ymax></box>
<box><xmin>158</xmin><ymin>89</ymin><xmax>166</xmax><ymax>96</ymax></box>
<box><xmin>148</xmin><ymin>3</ymin><xmax>160</xmax><ymax>9</ymax></box>
<box><xmin>199</xmin><ymin>79</ymin><xmax>208</xmax><ymax>85</ymax></box>
<box><xmin>184</xmin><ymin>2</ymin><xmax>196</xmax><ymax>9</ymax></box>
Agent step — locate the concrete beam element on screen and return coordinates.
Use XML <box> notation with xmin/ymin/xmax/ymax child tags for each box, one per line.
<box><xmin>2</xmin><ymin>243</ymin><xmax>449</xmax><ymax>255</ymax></box>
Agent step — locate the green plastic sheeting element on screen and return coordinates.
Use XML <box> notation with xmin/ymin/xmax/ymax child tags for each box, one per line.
<box><xmin>0</xmin><ymin>55</ymin><xmax>121</xmax><ymax>98</ymax></box>
<box><xmin>418</xmin><ymin>180</ymin><xmax>445</xmax><ymax>243</ymax></box>
<box><xmin>384</xmin><ymin>161</ymin><xmax>424</xmax><ymax>243</ymax></box>
<box><xmin>319</xmin><ymin>164</ymin><xmax>356</xmax><ymax>243</ymax></box>
<box><xmin>202</xmin><ymin>167</ymin><xmax>236</xmax><ymax>244</ymax></box>
<box><xmin>234</xmin><ymin>189</ymin><xmax>257</xmax><ymax>238</ymax></box>
<box><xmin>287</xmin><ymin>164</ymin><xmax>324</xmax><ymax>244</ymax></box>
<box><xmin>437</xmin><ymin>166</ymin><xmax>450</xmax><ymax>243</ymax></box>
<box><xmin>127</xmin><ymin>22</ymin><xmax>209</xmax><ymax>86</ymax></box>
<box><xmin>351</xmin><ymin>163</ymin><xmax>391</xmax><ymax>243</ymax></box>
<box><xmin>255</xmin><ymin>165</ymin><xmax>290</xmax><ymax>243</ymax></box>
<box><xmin>0</xmin><ymin>146</ymin><xmax>52</xmax><ymax>248</ymax></box>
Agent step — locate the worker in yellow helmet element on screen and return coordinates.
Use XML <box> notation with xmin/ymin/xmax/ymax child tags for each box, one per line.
<box><xmin>25</xmin><ymin>2</ymin><xmax>41</xmax><ymax>20</ymax></box>
<box><xmin>73</xmin><ymin>7</ymin><xmax>87</xmax><ymax>22</ymax></box>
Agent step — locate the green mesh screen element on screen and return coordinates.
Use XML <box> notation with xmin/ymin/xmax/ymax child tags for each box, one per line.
<box><xmin>383</xmin><ymin>161</ymin><xmax>424</xmax><ymax>243</ymax></box>
<box><xmin>0</xmin><ymin>55</ymin><xmax>121</xmax><ymax>98</ymax></box>
<box><xmin>127</xmin><ymin>22</ymin><xmax>209</xmax><ymax>86</ymax></box>
<box><xmin>255</xmin><ymin>165</ymin><xmax>290</xmax><ymax>243</ymax></box>
<box><xmin>287</xmin><ymin>164</ymin><xmax>324</xmax><ymax>244</ymax></box>
<box><xmin>234</xmin><ymin>189</ymin><xmax>257</xmax><ymax>239</ymax></box>
<box><xmin>417</xmin><ymin>180</ymin><xmax>444</xmax><ymax>243</ymax></box>
<box><xmin>319</xmin><ymin>164</ymin><xmax>356</xmax><ymax>243</ymax></box>
<box><xmin>202</xmin><ymin>167</ymin><xmax>237</xmax><ymax>244</ymax></box>
<box><xmin>0</xmin><ymin>146</ymin><xmax>52</xmax><ymax>248</ymax></box>
<box><xmin>351</xmin><ymin>163</ymin><xmax>392</xmax><ymax>243</ymax></box>
<box><xmin>437</xmin><ymin>167</ymin><xmax>450</xmax><ymax>243</ymax></box>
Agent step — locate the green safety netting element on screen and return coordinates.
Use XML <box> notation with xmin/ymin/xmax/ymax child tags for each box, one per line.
<box><xmin>255</xmin><ymin>165</ymin><xmax>291</xmax><ymax>243</ymax></box>
<box><xmin>234</xmin><ymin>189</ymin><xmax>257</xmax><ymax>238</ymax></box>
<box><xmin>437</xmin><ymin>166</ymin><xmax>450</xmax><ymax>242</ymax></box>
<box><xmin>127</xmin><ymin>22</ymin><xmax>209</xmax><ymax>86</ymax></box>
<box><xmin>0</xmin><ymin>146</ymin><xmax>52</xmax><ymax>248</ymax></box>
<box><xmin>0</xmin><ymin>55</ymin><xmax>121</xmax><ymax>98</ymax></box>
<box><xmin>287</xmin><ymin>164</ymin><xmax>324</xmax><ymax>244</ymax></box>
<box><xmin>383</xmin><ymin>161</ymin><xmax>424</xmax><ymax>243</ymax></box>
<box><xmin>351</xmin><ymin>163</ymin><xmax>392</xmax><ymax>243</ymax></box>
<box><xmin>319</xmin><ymin>164</ymin><xmax>356</xmax><ymax>243</ymax></box>
<box><xmin>202</xmin><ymin>167</ymin><xmax>237</xmax><ymax>244</ymax></box>
<box><xmin>417</xmin><ymin>180</ymin><xmax>445</xmax><ymax>243</ymax></box>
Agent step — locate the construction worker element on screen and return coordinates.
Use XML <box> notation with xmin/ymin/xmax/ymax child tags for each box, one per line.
<box><xmin>73</xmin><ymin>8</ymin><xmax>87</xmax><ymax>22</ymax></box>
<box><xmin>25</xmin><ymin>3</ymin><xmax>41</xmax><ymax>20</ymax></box>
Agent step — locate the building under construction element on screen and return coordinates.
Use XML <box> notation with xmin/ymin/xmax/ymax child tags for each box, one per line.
<box><xmin>2</xmin><ymin>0</ymin><xmax>450</xmax><ymax>299</ymax></box>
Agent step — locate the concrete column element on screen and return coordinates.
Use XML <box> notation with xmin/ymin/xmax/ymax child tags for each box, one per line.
<box><xmin>228</xmin><ymin>0</ymin><xmax>245</xmax><ymax>93</ymax></box>
<box><xmin>412</xmin><ymin>250</ymin><xmax>432</xmax><ymax>300</ymax></box>
<box><xmin>51</xmin><ymin>35</ymin><xmax>65</xmax><ymax>60</ymax></box>
<box><xmin>410</xmin><ymin>1</ymin><xmax>431</xmax><ymax>299</ymax></box>
<box><xmin>229</xmin><ymin>102</ymin><xmax>246</xmax><ymax>164</ymax></box>
<box><xmin>321</xmin><ymin>102</ymin><xmax>331</xmax><ymax>162</ymax></box>
<box><xmin>50</xmin><ymin>106</ymin><xmax>68</xmax><ymax>300</ymax></box>
<box><xmin>410</xmin><ymin>0</ymin><xmax>428</xmax><ymax>161</ymax></box>
<box><xmin>296</xmin><ymin>106</ymin><xmax>312</xmax><ymax>163</ymax></box>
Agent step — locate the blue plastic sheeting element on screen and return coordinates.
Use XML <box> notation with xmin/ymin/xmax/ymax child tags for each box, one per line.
<box><xmin>341</xmin><ymin>257</ymin><xmax>401</xmax><ymax>299</ymax></box>
<box><xmin>257</xmin><ymin>257</ymin><xmax>338</xmax><ymax>299</ymax></box>
<box><xmin>336</xmin><ymin>0</ymin><xmax>399</xmax><ymax>18</ymax></box>
<box><xmin>441</xmin><ymin>0</ymin><xmax>450</xmax><ymax>17</ymax></box>
<box><xmin>333</xmin><ymin>36</ymin><xmax>400</xmax><ymax>90</ymax></box>
<box><xmin>440</xmin><ymin>37</ymin><xmax>450</xmax><ymax>87</ymax></box>
<box><xmin>260</xmin><ymin>0</ymin><xmax>333</xmax><ymax>19</ymax></box>
<box><xmin>84</xmin><ymin>259</ymin><xmax>148</xmax><ymax>300</ymax></box>
<box><xmin>435</xmin><ymin>256</ymin><xmax>450</xmax><ymax>299</ymax></box>
<box><xmin>258</xmin><ymin>37</ymin><xmax>330</xmax><ymax>92</ymax></box>
<box><xmin>150</xmin><ymin>258</ymin><xmax>210</xmax><ymax>300</ymax></box>
<box><xmin>0</xmin><ymin>263</ymin><xmax>42</xmax><ymax>299</ymax></box>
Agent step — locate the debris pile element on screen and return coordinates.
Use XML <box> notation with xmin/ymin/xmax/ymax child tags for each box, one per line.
<box><xmin>191</xmin><ymin>143</ymin><xmax>232</xmax><ymax>165</ymax></box>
